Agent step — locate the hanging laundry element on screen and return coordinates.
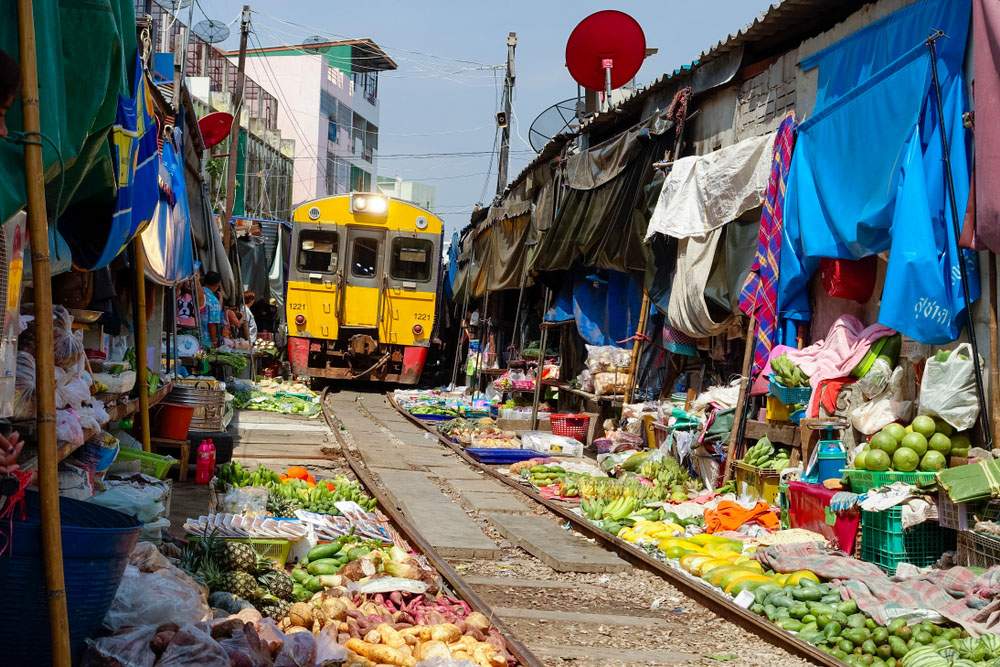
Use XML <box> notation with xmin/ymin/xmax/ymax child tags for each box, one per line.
<box><xmin>739</xmin><ymin>114</ymin><xmax>797</xmax><ymax>377</ymax></box>
<box><xmin>778</xmin><ymin>0</ymin><xmax>977</xmax><ymax>344</ymax></box>
<box><xmin>972</xmin><ymin>0</ymin><xmax>1000</xmax><ymax>253</ymax></box>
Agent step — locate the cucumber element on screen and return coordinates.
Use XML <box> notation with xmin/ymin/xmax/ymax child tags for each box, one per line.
<box><xmin>307</xmin><ymin>542</ymin><xmax>344</xmax><ymax>561</ymax></box>
<box><xmin>302</xmin><ymin>575</ymin><xmax>324</xmax><ymax>592</ymax></box>
<box><xmin>791</xmin><ymin>586</ymin><xmax>824</xmax><ymax>602</ymax></box>
<box><xmin>290</xmin><ymin>568</ymin><xmax>310</xmax><ymax>583</ymax></box>
<box><xmin>307</xmin><ymin>558</ymin><xmax>345</xmax><ymax>575</ymax></box>
<box><xmin>779</xmin><ymin>619</ymin><xmax>803</xmax><ymax>632</ymax></box>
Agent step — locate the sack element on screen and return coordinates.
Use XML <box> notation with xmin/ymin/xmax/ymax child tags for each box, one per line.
<box><xmin>851</xmin><ymin>365</ymin><xmax>915</xmax><ymax>435</ymax></box>
<box><xmin>918</xmin><ymin>343</ymin><xmax>982</xmax><ymax>431</ymax></box>
<box><xmin>819</xmin><ymin>256</ymin><xmax>877</xmax><ymax>303</ymax></box>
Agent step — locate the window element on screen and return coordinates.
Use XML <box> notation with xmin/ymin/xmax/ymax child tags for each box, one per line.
<box><xmin>351</xmin><ymin>237</ymin><xmax>379</xmax><ymax>278</ymax></box>
<box><xmin>327</xmin><ymin>116</ymin><xmax>337</xmax><ymax>143</ymax></box>
<box><xmin>390</xmin><ymin>238</ymin><xmax>433</xmax><ymax>282</ymax></box>
<box><xmin>297</xmin><ymin>230</ymin><xmax>339</xmax><ymax>273</ymax></box>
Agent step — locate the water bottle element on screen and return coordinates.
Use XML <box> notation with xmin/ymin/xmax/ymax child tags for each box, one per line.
<box><xmin>195</xmin><ymin>438</ymin><xmax>216</xmax><ymax>485</ymax></box>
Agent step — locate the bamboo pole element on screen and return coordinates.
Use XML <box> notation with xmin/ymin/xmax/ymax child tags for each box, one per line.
<box><xmin>17</xmin><ymin>1</ymin><xmax>72</xmax><ymax>663</ymax></box>
<box><xmin>724</xmin><ymin>314</ymin><xmax>757</xmax><ymax>483</ymax></box>
<box><xmin>989</xmin><ymin>255</ymin><xmax>999</xmax><ymax>449</ymax></box>
<box><xmin>624</xmin><ymin>292</ymin><xmax>650</xmax><ymax>404</ymax></box>
<box><xmin>133</xmin><ymin>238</ymin><xmax>151</xmax><ymax>452</ymax></box>
<box><xmin>530</xmin><ymin>289</ymin><xmax>553</xmax><ymax>430</ymax></box>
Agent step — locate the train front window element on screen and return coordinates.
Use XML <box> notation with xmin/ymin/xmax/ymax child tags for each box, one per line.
<box><xmin>390</xmin><ymin>238</ymin><xmax>433</xmax><ymax>282</ymax></box>
<box><xmin>351</xmin><ymin>237</ymin><xmax>379</xmax><ymax>278</ymax></box>
<box><xmin>297</xmin><ymin>230</ymin><xmax>339</xmax><ymax>273</ymax></box>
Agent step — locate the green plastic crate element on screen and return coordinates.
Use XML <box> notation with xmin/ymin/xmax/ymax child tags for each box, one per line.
<box><xmin>114</xmin><ymin>448</ymin><xmax>177</xmax><ymax>479</ymax></box>
<box><xmin>860</xmin><ymin>507</ymin><xmax>955</xmax><ymax>574</ymax></box>
<box><xmin>843</xmin><ymin>468</ymin><xmax>937</xmax><ymax>493</ymax></box>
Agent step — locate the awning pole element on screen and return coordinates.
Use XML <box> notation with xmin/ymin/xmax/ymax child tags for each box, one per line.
<box><xmin>17</xmin><ymin>0</ymin><xmax>72</xmax><ymax>662</ymax></box>
<box><xmin>624</xmin><ymin>293</ymin><xmax>650</xmax><ymax>404</ymax></box>
<box><xmin>449</xmin><ymin>287</ymin><xmax>471</xmax><ymax>389</ymax></box>
<box><xmin>133</xmin><ymin>238</ymin><xmax>151</xmax><ymax>452</ymax></box>
<box><xmin>472</xmin><ymin>289</ymin><xmax>491</xmax><ymax>398</ymax></box>
<box><xmin>724</xmin><ymin>314</ymin><xmax>757</xmax><ymax>483</ymax></box>
<box><xmin>530</xmin><ymin>288</ymin><xmax>553</xmax><ymax>430</ymax></box>
<box><xmin>927</xmin><ymin>31</ymin><xmax>992</xmax><ymax>447</ymax></box>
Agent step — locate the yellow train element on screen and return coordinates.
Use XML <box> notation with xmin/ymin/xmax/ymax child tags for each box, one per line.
<box><xmin>285</xmin><ymin>193</ymin><xmax>442</xmax><ymax>384</ymax></box>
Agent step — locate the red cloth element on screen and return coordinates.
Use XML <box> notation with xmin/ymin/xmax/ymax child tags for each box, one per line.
<box><xmin>786</xmin><ymin>481</ymin><xmax>860</xmax><ymax>554</ymax></box>
<box><xmin>819</xmin><ymin>256</ymin><xmax>877</xmax><ymax>303</ymax></box>
<box><xmin>814</xmin><ymin>377</ymin><xmax>855</xmax><ymax>418</ymax></box>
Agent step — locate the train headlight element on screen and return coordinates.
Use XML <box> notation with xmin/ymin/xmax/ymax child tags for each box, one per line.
<box><xmin>351</xmin><ymin>193</ymin><xmax>388</xmax><ymax>216</ymax></box>
<box><xmin>295</xmin><ymin>314</ymin><xmax>306</xmax><ymax>326</ymax></box>
<box><xmin>415</xmin><ymin>216</ymin><xmax>428</xmax><ymax>230</ymax></box>
<box><xmin>412</xmin><ymin>324</ymin><xmax>424</xmax><ymax>336</ymax></box>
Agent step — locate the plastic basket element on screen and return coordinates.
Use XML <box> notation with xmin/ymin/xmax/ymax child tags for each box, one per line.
<box><xmin>188</xmin><ymin>535</ymin><xmax>291</xmax><ymax>567</ymax></box>
<box><xmin>0</xmin><ymin>490</ymin><xmax>140</xmax><ymax>663</ymax></box>
<box><xmin>937</xmin><ymin>494</ymin><xmax>982</xmax><ymax>531</ymax></box>
<box><xmin>860</xmin><ymin>507</ymin><xmax>955</xmax><ymax>574</ymax></box>
<box><xmin>550</xmin><ymin>413</ymin><xmax>590</xmax><ymax>442</ymax></box>
<box><xmin>842</xmin><ymin>468</ymin><xmax>937</xmax><ymax>493</ymax></box>
<box><xmin>765</xmin><ymin>395</ymin><xmax>792</xmax><ymax>422</ymax></box>
<box><xmin>114</xmin><ymin>447</ymin><xmax>177</xmax><ymax>479</ymax></box>
<box><xmin>957</xmin><ymin>530</ymin><xmax>1000</xmax><ymax>568</ymax></box>
<box><xmin>734</xmin><ymin>462</ymin><xmax>780</xmax><ymax>505</ymax></box>
<box><xmin>768</xmin><ymin>376</ymin><xmax>812</xmax><ymax>406</ymax></box>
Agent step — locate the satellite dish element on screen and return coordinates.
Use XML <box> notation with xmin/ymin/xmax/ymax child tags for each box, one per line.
<box><xmin>565</xmin><ymin>10</ymin><xmax>646</xmax><ymax>93</ymax></box>
<box><xmin>528</xmin><ymin>98</ymin><xmax>579</xmax><ymax>153</ymax></box>
<box><xmin>303</xmin><ymin>35</ymin><xmax>328</xmax><ymax>54</ymax></box>
<box><xmin>193</xmin><ymin>19</ymin><xmax>230</xmax><ymax>44</ymax></box>
<box><xmin>198</xmin><ymin>111</ymin><xmax>234</xmax><ymax>149</ymax></box>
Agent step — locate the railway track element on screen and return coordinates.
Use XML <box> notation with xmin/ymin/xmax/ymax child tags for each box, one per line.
<box><xmin>320</xmin><ymin>387</ymin><xmax>814</xmax><ymax>667</ymax></box>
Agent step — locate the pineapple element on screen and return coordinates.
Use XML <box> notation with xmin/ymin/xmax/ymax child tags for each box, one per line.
<box><xmin>258</xmin><ymin>599</ymin><xmax>291</xmax><ymax>620</ymax></box>
<box><xmin>219</xmin><ymin>541</ymin><xmax>257</xmax><ymax>573</ymax></box>
<box><xmin>218</xmin><ymin>570</ymin><xmax>261</xmax><ymax>600</ymax></box>
<box><xmin>258</xmin><ymin>569</ymin><xmax>294</xmax><ymax>601</ymax></box>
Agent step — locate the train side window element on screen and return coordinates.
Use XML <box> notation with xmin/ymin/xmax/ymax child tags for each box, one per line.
<box><xmin>351</xmin><ymin>237</ymin><xmax>379</xmax><ymax>278</ymax></box>
<box><xmin>297</xmin><ymin>230</ymin><xmax>339</xmax><ymax>273</ymax></box>
<box><xmin>390</xmin><ymin>238</ymin><xmax>433</xmax><ymax>282</ymax></box>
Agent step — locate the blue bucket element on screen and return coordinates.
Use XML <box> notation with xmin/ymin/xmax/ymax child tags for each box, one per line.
<box><xmin>817</xmin><ymin>443</ymin><xmax>847</xmax><ymax>484</ymax></box>
<box><xmin>0</xmin><ymin>490</ymin><xmax>141</xmax><ymax>663</ymax></box>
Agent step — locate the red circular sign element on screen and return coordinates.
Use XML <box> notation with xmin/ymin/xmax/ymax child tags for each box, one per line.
<box><xmin>566</xmin><ymin>10</ymin><xmax>646</xmax><ymax>92</ymax></box>
<box><xmin>198</xmin><ymin>111</ymin><xmax>234</xmax><ymax>149</ymax></box>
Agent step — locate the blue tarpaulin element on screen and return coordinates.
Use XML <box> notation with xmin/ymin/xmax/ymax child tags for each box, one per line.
<box><xmin>446</xmin><ymin>231</ymin><xmax>460</xmax><ymax>300</ymax></box>
<box><xmin>141</xmin><ymin>136</ymin><xmax>194</xmax><ymax>285</ymax></box>
<box><xmin>544</xmin><ymin>271</ymin><xmax>642</xmax><ymax>348</ymax></box>
<box><xmin>778</xmin><ymin>0</ymin><xmax>977</xmax><ymax>344</ymax></box>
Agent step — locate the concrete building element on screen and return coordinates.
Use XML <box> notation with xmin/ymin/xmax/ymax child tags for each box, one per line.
<box><xmin>237</xmin><ymin>39</ymin><xmax>398</xmax><ymax>206</ymax></box>
<box><xmin>377</xmin><ymin>176</ymin><xmax>436</xmax><ymax>212</ymax></box>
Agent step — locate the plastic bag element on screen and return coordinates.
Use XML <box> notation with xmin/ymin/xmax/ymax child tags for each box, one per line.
<box><xmin>314</xmin><ymin>625</ymin><xmax>347</xmax><ymax>665</ymax></box>
<box><xmin>13</xmin><ymin>351</ymin><xmax>35</xmax><ymax>419</ymax></box>
<box><xmin>217</xmin><ymin>622</ymin><xmax>273</xmax><ymax>667</ymax></box>
<box><xmin>55</xmin><ymin>408</ymin><xmax>85</xmax><ymax>446</ymax></box>
<box><xmin>105</xmin><ymin>564</ymin><xmax>211</xmax><ymax>631</ymax></box>
<box><xmin>856</xmin><ymin>357</ymin><xmax>893</xmax><ymax>400</ymax></box>
<box><xmin>157</xmin><ymin>624</ymin><xmax>229</xmax><ymax>667</ymax></box>
<box><xmin>850</xmin><ymin>365</ymin><xmax>915</xmax><ymax>435</ymax></box>
<box><xmin>274</xmin><ymin>631</ymin><xmax>317</xmax><ymax>667</ymax></box>
<box><xmin>82</xmin><ymin>625</ymin><xmax>158</xmax><ymax>667</ymax></box>
<box><xmin>520</xmin><ymin>431</ymin><xmax>583</xmax><ymax>457</ymax></box>
<box><xmin>584</xmin><ymin>344</ymin><xmax>631</xmax><ymax>372</ymax></box>
<box><xmin>593</xmin><ymin>371</ymin><xmax>628</xmax><ymax>396</ymax></box>
<box><xmin>918</xmin><ymin>343</ymin><xmax>983</xmax><ymax>431</ymax></box>
<box><xmin>221</xmin><ymin>486</ymin><xmax>269</xmax><ymax>515</ymax></box>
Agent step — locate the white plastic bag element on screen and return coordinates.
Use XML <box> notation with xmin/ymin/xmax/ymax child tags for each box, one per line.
<box><xmin>105</xmin><ymin>564</ymin><xmax>211</xmax><ymax>631</ymax></box>
<box><xmin>520</xmin><ymin>431</ymin><xmax>583</xmax><ymax>457</ymax></box>
<box><xmin>918</xmin><ymin>343</ymin><xmax>982</xmax><ymax>431</ymax></box>
<box><xmin>850</xmin><ymin>366</ymin><xmax>915</xmax><ymax>435</ymax></box>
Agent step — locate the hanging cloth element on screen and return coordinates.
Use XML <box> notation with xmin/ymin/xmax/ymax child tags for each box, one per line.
<box><xmin>972</xmin><ymin>0</ymin><xmax>1000</xmax><ymax>252</ymax></box>
<box><xmin>738</xmin><ymin>113</ymin><xmax>797</xmax><ymax>377</ymax></box>
<box><xmin>667</xmin><ymin>229</ymin><xmax>728</xmax><ymax>338</ymax></box>
<box><xmin>141</xmin><ymin>136</ymin><xmax>194</xmax><ymax>285</ymax></box>
<box><xmin>778</xmin><ymin>0</ymin><xmax>976</xmax><ymax>344</ymax></box>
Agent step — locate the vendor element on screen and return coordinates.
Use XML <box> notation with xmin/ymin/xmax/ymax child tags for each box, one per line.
<box><xmin>242</xmin><ymin>290</ymin><xmax>258</xmax><ymax>344</ymax></box>
<box><xmin>200</xmin><ymin>271</ymin><xmax>223</xmax><ymax>349</ymax></box>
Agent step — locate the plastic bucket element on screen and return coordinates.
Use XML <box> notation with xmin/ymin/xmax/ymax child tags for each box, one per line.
<box><xmin>817</xmin><ymin>451</ymin><xmax>847</xmax><ymax>484</ymax></box>
<box><xmin>0</xmin><ymin>490</ymin><xmax>141</xmax><ymax>662</ymax></box>
<box><xmin>153</xmin><ymin>402</ymin><xmax>195</xmax><ymax>440</ymax></box>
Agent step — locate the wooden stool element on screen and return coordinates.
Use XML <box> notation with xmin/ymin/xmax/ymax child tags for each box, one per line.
<box><xmin>150</xmin><ymin>437</ymin><xmax>191</xmax><ymax>482</ymax></box>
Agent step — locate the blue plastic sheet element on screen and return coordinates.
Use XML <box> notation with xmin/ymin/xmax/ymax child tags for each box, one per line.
<box><xmin>543</xmin><ymin>272</ymin><xmax>643</xmax><ymax>348</ymax></box>
<box><xmin>446</xmin><ymin>231</ymin><xmax>460</xmax><ymax>300</ymax></box>
<box><xmin>778</xmin><ymin>0</ymin><xmax>976</xmax><ymax>344</ymax></box>
<box><xmin>140</xmin><ymin>138</ymin><xmax>194</xmax><ymax>285</ymax></box>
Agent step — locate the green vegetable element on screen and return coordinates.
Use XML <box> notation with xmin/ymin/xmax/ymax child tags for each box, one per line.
<box><xmin>307</xmin><ymin>543</ymin><xmax>344</xmax><ymax>561</ymax></box>
<box><xmin>307</xmin><ymin>558</ymin><xmax>344</xmax><ymax>575</ymax></box>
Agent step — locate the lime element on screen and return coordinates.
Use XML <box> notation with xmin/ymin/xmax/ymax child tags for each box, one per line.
<box><xmin>911</xmin><ymin>416</ymin><xmax>936</xmax><ymax>439</ymax></box>
<box><xmin>867</xmin><ymin>449</ymin><xmax>891</xmax><ymax>472</ymax></box>
<box><xmin>932</xmin><ymin>419</ymin><xmax>954</xmax><ymax>437</ymax></box>
<box><xmin>871</xmin><ymin>432</ymin><xmax>898</xmax><ymax>456</ymax></box>
<box><xmin>920</xmin><ymin>450</ymin><xmax>946</xmax><ymax>472</ymax></box>
<box><xmin>854</xmin><ymin>450</ymin><xmax>869</xmax><ymax>471</ymax></box>
<box><xmin>892</xmin><ymin>447</ymin><xmax>919</xmax><ymax>472</ymax></box>
<box><xmin>883</xmin><ymin>423</ymin><xmax>906</xmax><ymax>443</ymax></box>
<box><xmin>900</xmin><ymin>432</ymin><xmax>928</xmax><ymax>457</ymax></box>
<box><xmin>951</xmin><ymin>433</ymin><xmax>972</xmax><ymax>451</ymax></box>
<box><xmin>928</xmin><ymin>433</ymin><xmax>951</xmax><ymax>455</ymax></box>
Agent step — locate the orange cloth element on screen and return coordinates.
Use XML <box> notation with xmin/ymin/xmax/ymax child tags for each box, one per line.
<box><xmin>704</xmin><ymin>500</ymin><xmax>779</xmax><ymax>533</ymax></box>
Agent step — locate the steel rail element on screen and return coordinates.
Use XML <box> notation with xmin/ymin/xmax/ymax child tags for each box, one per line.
<box><xmin>319</xmin><ymin>389</ymin><xmax>544</xmax><ymax>667</ymax></box>
<box><xmin>385</xmin><ymin>392</ymin><xmax>839</xmax><ymax>667</ymax></box>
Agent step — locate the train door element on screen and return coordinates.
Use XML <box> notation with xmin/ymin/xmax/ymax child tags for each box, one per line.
<box><xmin>343</xmin><ymin>226</ymin><xmax>386</xmax><ymax>328</ymax></box>
<box><xmin>382</xmin><ymin>231</ymin><xmax>438</xmax><ymax>346</ymax></box>
<box><xmin>286</xmin><ymin>225</ymin><xmax>341</xmax><ymax>341</ymax></box>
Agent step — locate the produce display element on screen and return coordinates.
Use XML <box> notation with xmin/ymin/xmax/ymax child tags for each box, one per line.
<box><xmin>216</xmin><ymin>462</ymin><xmax>377</xmax><ymax>514</ymax></box>
<box><xmin>200</xmin><ymin>349</ymin><xmax>249</xmax><ymax>372</ymax></box>
<box><xmin>742</xmin><ymin>437</ymin><xmax>791</xmax><ymax>470</ymax></box>
<box><xmin>437</xmin><ymin>417</ymin><xmax>518</xmax><ymax>447</ymax></box>
<box><xmin>772</xmin><ymin>354</ymin><xmax>810</xmax><ymax>388</ymax></box>
<box><xmin>853</xmin><ymin>416</ymin><xmax>970</xmax><ymax>473</ymax></box>
<box><xmin>232</xmin><ymin>379</ymin><xmax>321</xmax><ymax>416</ymax></box>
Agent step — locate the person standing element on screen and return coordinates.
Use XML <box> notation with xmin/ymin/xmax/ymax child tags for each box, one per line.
<box><xmin>200</xmin><ymin>272</ymin><xmax>223</xmax><ymax>349</ymax></box>
<box><xmin>0</xmin><ymin>49</ymin><xmax>19</xmax><ymax>139</ymax></box>
<box><xmin>242</xmin><ymin>290</ymin><xmax>258</xmax><ymax>344</ymax></box>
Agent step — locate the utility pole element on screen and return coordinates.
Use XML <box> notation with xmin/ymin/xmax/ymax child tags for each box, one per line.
<box><xmin>223</xmin><ymin>4</ymin><xmax>251</xmax><ymax>252</ymax></box>
<box><xmin>496</xmin><ymin>32</ymin><xmax>517</xmax><ymax>195</ymax></box>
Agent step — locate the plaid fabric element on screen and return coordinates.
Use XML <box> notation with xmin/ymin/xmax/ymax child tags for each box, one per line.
<box><xmin>757</xmin><ymin>542</ymin><xmax>1000</xmax><ymax>635</ymax></box>
<box><xmin>739</xmin><ymin>113</ymin><xmax>798</xmax><ymax>377</ymax></box>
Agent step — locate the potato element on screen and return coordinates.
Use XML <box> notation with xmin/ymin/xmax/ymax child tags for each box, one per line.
<box><xmin>464</xmin><ymin>612</ymin><xmax>491</xmax><ymax>632</ymax></box>
<box><xmin>429</xmin><ymin>623</ymin><xmax>462</xmax><ymax>644</ymax></box>
<box><xmin>413</xmin><ymin>640</ymin><xmax>450</xmax><ymax>661</ymax></box>
<box><xmin>288</xmin><ymin>602</ymin><xmax>313</xmax><ymax>628</ymax></box>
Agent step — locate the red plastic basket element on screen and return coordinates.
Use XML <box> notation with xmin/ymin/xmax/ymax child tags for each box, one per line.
<box><xmin>549</xmin><ymin>413</ymin><xmax>590</xmax><ymax>442</ymax></box>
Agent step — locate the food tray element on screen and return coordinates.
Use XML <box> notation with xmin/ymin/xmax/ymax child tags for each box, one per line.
<box><xmin>842</xmin><ymin>468</ymin><xmax>937</xmax><ymax>493</ymax></box>
<box><xmin>768</xmin><ymin>376</ymin><xmax>812</xmax><ymax>406</ymax></box>
<box><xmin>113</xmin><ymin>448</ymin><xmax>177</xmax><ymax>479</ymax></box>
<box><xmin>188</xmin><ymin>535</ymin><xmax>291</xmax><ymax>567</ymax></box>
<box><xmin>465</xmin><ymin>448</ymin><xmax>546</xmax><ymax>464</ymax></box>
<box><xmin>734</xmin><ymin>462</ymin><xmax>780</xmax><ymax>505</ymax></box>
<box><xmin>860</xmin><ymin>507</ymin><xmax>955</xmax><ymax>574</ymax></box>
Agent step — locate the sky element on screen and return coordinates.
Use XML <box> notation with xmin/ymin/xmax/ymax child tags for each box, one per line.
<box><xmin>202</xmin><ymin>0</ymin><xmax>776</xmax><ymax>232</ymax></box>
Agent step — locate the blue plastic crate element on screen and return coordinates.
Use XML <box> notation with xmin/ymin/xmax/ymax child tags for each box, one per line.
<box><xmin>0</xmin><ymin>491</ymin><xmax>141</xmax><ymax>662</ymax></box>
<box><xmin>466</xmin><ymin>448</ymin><xmax>546</xmax><ymax>464</ymax></box>
<box><xmin>768</xmin><ymin>376</ymin><xmax>812</xmax><ymax>406</ymax></box>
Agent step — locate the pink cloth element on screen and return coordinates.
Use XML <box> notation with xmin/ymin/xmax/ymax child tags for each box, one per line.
<box><xmin>751</xmin><ymin>315</ymin><xmax>894</xmax><ymax>416</ymax></box>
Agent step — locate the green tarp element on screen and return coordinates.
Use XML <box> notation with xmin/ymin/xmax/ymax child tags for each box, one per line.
<box><xmin>0</xmin><ymin>0</ymin><xmax>135</xmax><ymax>224</ymax></box>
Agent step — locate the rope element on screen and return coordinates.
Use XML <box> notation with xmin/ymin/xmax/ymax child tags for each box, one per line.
<box><xmin>348</xmin><ymin>351</ymin><xmax>392</xmax><ymax>380</ymax></box>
